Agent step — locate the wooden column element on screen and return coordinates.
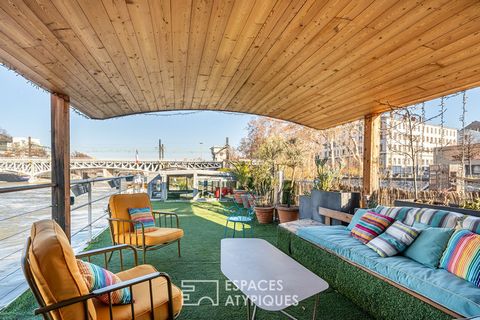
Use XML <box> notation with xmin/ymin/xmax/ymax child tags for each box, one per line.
<box><xmin>362</xmin><ymin>113</ymin><xmax>380</xmax><ymax>203</ymax></box>
<box><xmin>51</xmin><ymin>94</ymin><xmax>71</xmax><ymax>239</ymax></box>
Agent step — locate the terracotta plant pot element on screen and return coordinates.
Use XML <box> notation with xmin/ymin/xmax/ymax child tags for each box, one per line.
<box><xmin>277</xmin><ymin>205</ymin><xmax>300</xmax><ymax>223</ymax></box>
<box><xmin>254</xmin><ymin>206</ymin><xmax>274</xmax><ymax>224</ymax></box>
<box><xmin>233</xmin><ymin>190</ymin><xmax>246</xmax><ymax>204</ymax></box>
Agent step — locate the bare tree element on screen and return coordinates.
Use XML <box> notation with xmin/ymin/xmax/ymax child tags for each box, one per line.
<box><xmin>382</xmin><ymin>104</ymin><xmax>446</xmax><ymax>199</ymax></box>
<box><xmin>452</xmin><ymin>133</ymin><xmax>480</xmax><ymax>176</ymax></box>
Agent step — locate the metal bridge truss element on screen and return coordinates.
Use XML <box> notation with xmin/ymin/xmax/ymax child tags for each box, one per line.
<box><xmin>0</xmin><ymin>158</ymin><xmax>223</xmax><ymax>177</ymax></box>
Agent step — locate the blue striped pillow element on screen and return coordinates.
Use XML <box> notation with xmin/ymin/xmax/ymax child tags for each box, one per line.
<box><xmin>462</xmin><ymin>216</ymin><xmax>480</xmax><ymax>234</ymax></box>
<box><xmin>407</xmin><ymin>208</ymin><xmax>463</xmax><ymax>228</ymax></box>
<box><xmin>77</xmin><ymin>259</ymin><xmax>132</xmax><ymax>305</ymax></box>
<box><xmin>128</xmin><ymin>207</ymin><xmax>156</xmax><ymax>234</ymax></box>
<box><xmin>374</xmin><ymin>205</ymin><xmax>421</xmax><ymax>225</ymax></box>
<box><xmin>367</xmin><ymin>221</ymin><xmax>420</xmax><ymax>257</ymax></box>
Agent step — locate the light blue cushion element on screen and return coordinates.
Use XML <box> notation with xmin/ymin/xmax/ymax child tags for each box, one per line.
<box><xmin>403</xmin><ymin>227</ymin><xmax>454</xmax><ymax>268</ymax></box>
<box><xmin>412</xmin><ymin>222</ymin><xmax>429</xmax><ymax>230</ymax></box>
<box><xmin>347</xmin><ymin>208</ymin><xmax>368</xmax><ymax>231</ymax></box>
<box><xmin>297</xmin><ymin>226</ymin><xmax>480</xmax><ymax>317</ymax></box>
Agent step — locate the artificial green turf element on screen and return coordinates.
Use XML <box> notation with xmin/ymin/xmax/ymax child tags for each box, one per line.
<box><xmin>0</xmin><ymin>201</ymin><xmax>371</xmax><ymax>320</ymax></box>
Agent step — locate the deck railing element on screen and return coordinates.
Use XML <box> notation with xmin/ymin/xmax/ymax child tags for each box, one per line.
<box><xmin>0</xmin><ymin>175</ymin><xmax>135</xmax><ymax>308</ymax></box>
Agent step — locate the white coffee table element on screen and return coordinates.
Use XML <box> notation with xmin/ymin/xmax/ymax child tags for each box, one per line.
<box><xmin>221</xmin><ymin>238</ymin><xmax>329</xmax><ymax>319</ymax></box>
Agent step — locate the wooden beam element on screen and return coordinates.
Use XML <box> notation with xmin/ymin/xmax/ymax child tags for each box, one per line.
<box><xmin>51</xmin><ymin>94</ymin><xmax>71</xmax><ymax>239</ymax></box>
<box><xmin>318</xmin><ymin>207</ymin><xmax>353</xmax><ymax>226</ymax></box>
<box><xmin>362</xmin><ymin>113</ymin><xmax>380</xmax><ymax>202</ymax></box>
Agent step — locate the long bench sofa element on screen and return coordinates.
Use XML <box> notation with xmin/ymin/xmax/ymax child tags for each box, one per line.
<box><xmin>277</xmin><ymin>205</ymin><xmax>480</xmax><ymax>319</ymax></box>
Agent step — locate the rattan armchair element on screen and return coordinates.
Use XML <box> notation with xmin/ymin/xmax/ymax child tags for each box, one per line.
<box><xmin>108</xmin><ymin>193</ymin><xmax>183</xmax><ymax>263</ymax></box>
<box><xmin>22</xmin><ymin>220</ymin><xmax>183</xmax><ymax>320</ymax></box>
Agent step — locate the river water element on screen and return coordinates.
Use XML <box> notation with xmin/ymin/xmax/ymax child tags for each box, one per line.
<box><xmin>0</xmin><ymin>181</ymin><xmax>123</xmax><ymax>308</ymax></box>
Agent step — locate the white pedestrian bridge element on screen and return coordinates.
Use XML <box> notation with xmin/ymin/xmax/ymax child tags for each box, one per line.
<box><xmin>0</xmin><ymin>158</ymin><xmax>223</xmax><ymax>179</ymax></box>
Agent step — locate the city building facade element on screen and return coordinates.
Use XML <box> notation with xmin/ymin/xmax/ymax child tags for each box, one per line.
<box><xmin>381</xmin><ymin>115</ymin><xmax>457</xmax><ymax>177</ymax></box>
<box><xmin>318</xmin><ymin>116</ymin><xmax>458</xmax><ymax>178</ymax></box>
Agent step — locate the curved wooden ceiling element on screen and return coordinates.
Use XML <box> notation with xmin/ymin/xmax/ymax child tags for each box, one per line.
<box><xmin>0</xmin><ymin>0</ymin><xmax>479</xmax><ymax>129</ymax></box>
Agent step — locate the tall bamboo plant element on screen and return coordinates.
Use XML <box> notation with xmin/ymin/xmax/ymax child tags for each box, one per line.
<box><xmin>283</xmin><ymin>138</ymin><xmax>304</xmax><ymax>207</ymax></box>
<box><xmin>254</xmin><ymin>136</ymin><xmax>285</xmax><ymax>205</ymax></box>
<box><xmin>252</xmin><ymin>162</ymin><xmax>274</xmax><ymax>206</ymax></box>
<box><xmin>230</xmin><ymin>160</ymin><xmax>252</xmax><ymax>190</ymax></box>
<box><xmin>313</xmin><ymin>156</ymin><xmax>340</xmax><ymax>191</ymax></box>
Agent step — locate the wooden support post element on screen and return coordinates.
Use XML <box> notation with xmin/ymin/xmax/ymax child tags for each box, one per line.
<box><xmin>51</xmin><ymin>94</ymin><xmax>71</xmax><ymax>239</ymax></box>
<box><xmin>362</xmin><ymin>113</ymin><xmax>380</xmax><ymax>206</ymax></box>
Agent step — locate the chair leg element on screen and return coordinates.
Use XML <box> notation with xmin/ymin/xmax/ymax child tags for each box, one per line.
<box><xmin>143</xmin><ymin>249</ymin><xmax>147</xmax><ymax>264</ymax></box>
<box><xmin>242</xmin><ymin>223</ymin><xmax>245</xmax><ymax>238</ymax></box>
<box><xmin>233</xmin><ymin>222</ymin><xmax>236</xmax><ymax>238</ymax></box>
<box><xmin>177</xmin><ymin>239</ymin><xmax>181</xmax><ymax>257</ymax></box>
<box><xmin>224</xmin><ymin>221</ymin><xmax>229</xmax><ymax>238</ymax></box>
<box><xmin>107</xmin><ymin>251</ymin><xmax>114</xmax><ymax>263</ymax></box>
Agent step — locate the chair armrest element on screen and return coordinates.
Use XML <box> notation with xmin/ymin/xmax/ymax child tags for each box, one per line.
<box><xmin>76</xmin><ymin>244</ymin><xmax>138</xmax><ymax>268</ymax></box>
<box><xmin>35</xmin><ymin>272</ymin><xmax>175</xmax><ymax>320</ymax></box>
<box><xmin>152</xmin><ymin>211</ymin><xmax>180</xmax><ymax>228</ymax></box>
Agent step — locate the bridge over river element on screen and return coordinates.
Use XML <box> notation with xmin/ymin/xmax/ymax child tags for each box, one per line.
<box><xmin>0</xmin><ymin>158</ymin><xmax>223</xmax><ymax>179</ymax></box>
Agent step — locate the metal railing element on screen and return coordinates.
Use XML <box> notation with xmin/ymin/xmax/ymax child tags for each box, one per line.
<box><xmin>0</xmin><ymin>175</ymin><xmax>132</xmax><ymax>244</ymax></box>
<box><xmin>69</xmin><ymin>176</ymin><xmax>131</xmax><ymax>240</ymax></box>
<box><xmin>0</xmin><ymin>175</ymin><xmax>135</xmax><ymax>307</ymax></box>
<box><xmin>0</xmin><ymin>182</ymin><xmax>55</xmax><ymax>194</ymax></box>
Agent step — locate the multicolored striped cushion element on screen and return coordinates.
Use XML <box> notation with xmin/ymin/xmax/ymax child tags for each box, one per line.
<box><xmin>350</xmin><ymin>211</ymin><xmax>395</xmax><ymax>244</ymax></box>
<box><xmin>77</xmin><ymin>259</ymin><xmax>132</xmax><ymax>305</ymax></box>
<box><xmin>374</xmin><ymin>205</ymin><xmax>420</xmax><ymax>224</ymax></box>
<box><xmin>440</xmin><ymin>229</ymin><xmax>480</xmax><ymax>287</ymax></box>
<box><xmin>128</xmin><ymin>207</ymin><xmax>156</xmax><ymax>234</ymax></box>
<box><xmin>462</xmin><ymin>216</ymin><xmax>480</xmax><ymax>234</ymax></box>
<box><xmin>366</xmin><ymin>221</ymin><xmax>420</xmax><ymax>257</ymax></box>
<box><xmin>404</xmin><ymin>208</ymin><xmax>463</xmax><ymax>228</ymax></box>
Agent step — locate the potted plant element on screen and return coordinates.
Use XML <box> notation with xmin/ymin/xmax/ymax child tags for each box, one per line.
<box><xmin>252</xmin><ymin>162</ymin><xmax>275</xmax><ymax>224</ymax></box>
<box><xmin>277</xmin><ymin>138</ymin><xmax>303</xmax><ymax>223</ymax></box>
<box><xmin>230</xmin><ymin>161</ymin><xmax>251</xmax><ymax>204</ymax></box>
<box><xmin>277</xmin><ymin>180</ymin><xmax>299</xmax><ymax>223</ymax></box>
<box><xmin>308</xmin><ymin>156</ymin><xmax>360</xmax><ymax>223</ymax></box>
<box><xmin>250</xmin><ymin>136</ymin><xmax>286</xmax><ymax>223</ymax></box>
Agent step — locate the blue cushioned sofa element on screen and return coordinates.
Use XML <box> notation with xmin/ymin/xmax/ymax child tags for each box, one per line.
<box><xmin>277</xmin><ymin>205</ymin><xmax>480</xmax><ymax>319</ymax></box>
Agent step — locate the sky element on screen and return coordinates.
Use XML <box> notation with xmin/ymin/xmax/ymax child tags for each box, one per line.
<box><xmin>0</xmin><ymin>65</ymin><xmax>479</xmax><ymax>160</ymax></box>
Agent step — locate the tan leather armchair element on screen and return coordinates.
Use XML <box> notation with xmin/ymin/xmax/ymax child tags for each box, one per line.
<box><xmin>22</xmin><ymin>220</ymin><xmax>183</xmax><ymax>320</ymax></box>
<box><xmin>108</xmin><ymin>193</ymin><xmax>183</xmax><ymax>263</ymax></box>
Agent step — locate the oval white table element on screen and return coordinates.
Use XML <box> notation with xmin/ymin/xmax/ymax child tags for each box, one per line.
<box><xmin>221</xmin><ymin>238</ymin><xmax>329</xmax><ymax>319</ymax></box>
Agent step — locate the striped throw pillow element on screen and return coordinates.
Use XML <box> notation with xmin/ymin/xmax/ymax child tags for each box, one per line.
<box><xmin>128</xmin><ymin>207</ymin><xmax>156</xmax><ymax>234</ymax></box>
<box><xmin>407</xmin><ymin>208</ymin><xmax>463</xmax><ymax>228</ymax></box>
<box><xmin>350</xmin><ymin>211</ymin><xmax>394</xmax><ymax>244</ymax></box>
<box><xmin>462</xmin><ymin>216</ymin><xmax>480</xmax><ymax>234</ymax></box>
<box><xmin>440</xmin><ymin>229</ymin><xmax>480</xmax><ymax>287</ymax></box>
<box><xmin>77</xmin><ymin>259</ymin><xmax>132</xmax><ymax>305</ymax></box>
<box><xmin>374</xmin><ymin>206</ymin><xmax>420</xmax><ymax>225</ymax></box>
<box><xmin>367</xmin><ymin>221</ymin><xmax>420</xmax><ymax>257</ymax></box>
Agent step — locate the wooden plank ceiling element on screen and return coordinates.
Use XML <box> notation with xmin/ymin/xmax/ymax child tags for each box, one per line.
<box><xmin>0</xmin><ymin>0</ymin><xmax>479</xmax><ymax>129</ymax></box>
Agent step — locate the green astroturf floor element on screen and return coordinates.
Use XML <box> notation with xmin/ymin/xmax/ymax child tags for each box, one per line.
<box><xmin>0</xmin><ymin>201</ymin><xmax>371</xmax><ymax>320</ymax></box>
